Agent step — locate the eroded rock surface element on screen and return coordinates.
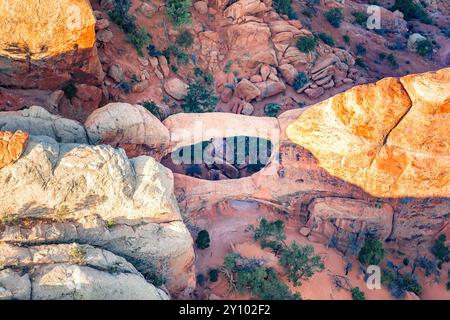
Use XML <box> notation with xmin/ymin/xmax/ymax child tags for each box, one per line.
<box><xmin>0</xmin><ymin>243</ymin><xmax>169</xmax><ymax>300</ymax></box>
<box><xmin>0</xmin><ymin>135</ymin><xmax>195</xmax><ymax>296</ymax></box>
<box><xmin>287</xmin><ymin>68</ymin><xmax>450</xmax><ymax>198</ymax></box>
<box><xmin>0</xmin><ymin>0</ymin><xmax>103</xmax><ymax>89</ymax></box>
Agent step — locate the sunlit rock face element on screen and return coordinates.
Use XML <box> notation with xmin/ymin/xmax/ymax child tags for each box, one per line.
<box><xmin>0</xmin><ymin>0</ymin><xmax>103</xmax><ymax>89</ymax></box>
<box><xmin>287</xmin><ymin>68</ymin><xmax>450</xmax><ymax>198</ymax></box>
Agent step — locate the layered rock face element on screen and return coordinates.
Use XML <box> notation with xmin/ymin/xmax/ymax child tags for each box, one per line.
<box><xmin>0</xmin><ymin>0</ymin><xmax>103</xmax><ymax>89</ymax></box>
<box><xmin>0</xmin><ymin>243</ymin><xmax>169</xmax><ymax>300</ymax></box>
<box><xmin>0</xmin><ymin>135</ymin><xmax>195</xmax><ymax>298</ymax></box>
<box><xmin>287</xmin><ymin>68</ymin><xmax>450</xmax><ymax>198</ymax></box>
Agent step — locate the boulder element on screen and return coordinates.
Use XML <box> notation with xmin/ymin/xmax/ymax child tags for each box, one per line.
<box><xmin>0</xmin><ymin>106</ymin><xmax>88</xmax><ymax>143</ymax></box>
<box><xmin>236</xmin><ymin>79</ymin><xmax>261</xmax><ymax>101</ymax></box>
<box><xmin>108</xmin><ymin>64</ymin><xmax>125</xmax><ymax>83</ymax></box>
<box><xmin>279</xmin><ymin>64</ymin><xmax>298</xmax><ymax>86</ymax></box>
<box><xmin>164</xmin><ymin>78</ymin><xmax>189</xmax><ymax>100</ymax></box>
<box><xmin>85</xmin><ymin>103</ymin><xmax>170</xmax><ymax>155</ymax></box>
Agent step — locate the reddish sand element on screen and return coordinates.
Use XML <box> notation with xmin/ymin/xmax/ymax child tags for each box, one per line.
<box><xmin>190</xmin><ymin>200</ymin><xmax>449</xmax><ymax>300</ymax></box>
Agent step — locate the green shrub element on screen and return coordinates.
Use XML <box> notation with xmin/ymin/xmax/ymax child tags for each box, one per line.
<box><xmin>342</xmin><ymin>34</ymin><xmax>351</xmax><ymax>44</ymax></box>
<box><xmin>196</xmin><ymin>230</ymin><xmax>211</xmax><ymax>249</ymax></box>
<box><xmin>223</xmin><ymin>60</ymin><xmax>233</xmax><ymax>74</ymax></box>
<box><xmin>382</xmin><ymin>268</ymin><xmax>422</xmax><ymax>298</ymax></box>
<box><xmin>431</xmin><ymin>234</ymin><xmax>449</xmax><ymax>263</ymax></box>
<box><xmin>165</xmin><ymin>0</ymin><xmax>192</xmax><ymax>27</ymax></box>
<box><xmin>164</xmin><ymin>44</ymin><xmax>189</xmax><ymax>65</ymax></box>
<box><xmin>444</xmin><ymin>29</ymin><xmax>450</xmax><ymax>38</ymax></box>
<box><xmin>209</xmin><ymin>268</ymin><xmax>219</xmax><ymax>282</ymax></box>
<box><xmin>325</xmin><ymin>8</ymin><xmax>343</xmax><ymax>28</ymax></box>
<box><xmin>358</xmin><ymin>238</ymin><xmax>385</xmax><ymax>265</ymax></box>
<box><xmin>387</xmin><ymin>53</ymin><xmax>399</xmax><ymax>69</ymax></box>
<box><xmin>416</xmin><ymin>39</ymin><xmax>433</xmax><ymax>57</ymax></box>
<box><xmin>317</xmin><ymin>33</ymin><xmax>335</xmax><ymax>46</ymax></box>
<box><xmin>293</xmin><ymin>72</ymin><xmax>309</xmax><ymax>91</ymax></box>
<box><xmin>109</xmin><ymin>0</ymin><xmax>150</xmax><ymax>55</ymax></box>
<box><xmin>392</xmin><ymin>0</ymin><xmax>431</xmax><ymax>24</ymax></box>
<box><xmin>351</xmin><ymin>287</ymin><xmax>365</xmax><ymax>300</ymax></box>
<box><xmin>356</xmin><ymin>43</ymin><xmax>367</xmax><ymax>56</ymax></box>
<box><xmin>177</xmin><ymin>30</ymin><xmax>194</xmax><ymax>48</ymax></box>
<box><xmin>264</xmin><ymin>103</ymin><xmax>282</xmax><ymax>117</ymax></box>
<box><xmin>279</xmin><ymin>242</ymin><xmax>325</xmax><ymax>286</ymax></box>
<box><xmin>447</xmin><ymin>281</ymin><xmax>450</xmax><ymax>291</ymax></box>
<box><xmin>236</xmin><ymin>267</ymin><xmax>299</xmax><ymax>300</ymax></box>
<box><xmin>182</xmin><ymin>80</ymin><xmax>218</xmax><ymax>113</ymax></box>
<box><xmin>296</xmin><ymin>36</ymin><xmax>316</xmax><ymax>53</ymax></box>
<box><xmin>223</xmin><ymin>253</ymin><xmax>299</xmax><ymax>300</ymax></box>
<box><xmin>273</xmin><ymin>0</ymin><xmax>294</xmax><ymax>16</ymax></box>
<box><xmin>355</xmin><ymin>58</ymin><xmax>368</xmax><ymax>70</ymax></box>
<box><xmin>352</xmin><ymin>11</ymin><xmax>367</xmax><ymax>26</ymax></box>
<box><xmin>253</xmin><ymin>218</ymin><xmax>286</xmax><ymax>253</ymax></box>
<box><xmin>62</xmin><ymin>83</ymin><xmax>77</xmax><ymax>99</ymax></box>
<box><xmin>142</xmin><ymin>101</ymin><xmax>161</xmax><ymax>119</ymax></box>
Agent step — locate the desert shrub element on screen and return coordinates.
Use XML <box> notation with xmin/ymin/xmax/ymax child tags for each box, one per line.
<box><xmin>358</xmin><ymin>238</ymin><xmax>385</xmax><ymax>266</ymax></box>
<box><xmin>355</xmin><ymin>58</ymin><xmax>368</xmax><ymax>70</ymax></box>
<box><xmin>62</xmin><ymin>83</ymin><xmax>77</xmax><ymax>99</ymax></box>
<box><xmin>182</xmin><ymin>80</ymin><xmax>218</xmax><ymax>113</ymax></box>
<box><xmin>147</xmin><ymin>44</ymin><xmax>162</xmax><ymax>57</ymax></box>
<box><xmin>223</xmin><ymin>253</ymin><xmax>299</xmax><ymax>300</ymax></box>
<box><xmin>0</xmin><ymin>212</ymin><xmax>19</xmax><ymax>227</ymax></box>
<box><xmin>177</xmin><ymin>30</ymin><xmax>194</xmax><ymax>48</ymax></box>
<box><xmin>444</xmin><ymin>29</ymin><xmax>450</xmax><ymax>38</ymax></box>
<box><xmin>392</xmin><ymin>0</ymin><xmax>431</xmax><ymax>24</ymax></box>
<box><xmin>223</xmin><ymin>60</ymin><xmax>233</xmax><ymax>74</ymax></box>
<box><xmin>325</xmin><ymin>8</ymin><xmax>343</xmax><ymax>28</ymax></box>
<box><xmin>317</xmin><ymin>33</ymin><xmax>335</xmax><ymax>46</ymax></box>
<box><xmin>196</xmin><ymin>230</ymin><xmax>211</xmax><ymax>249</ymax></box>
<box><xmin>273</xmin><ymin>0</ymin><xmax>294</xmax><ymax>17</ymax></box>
<box><xmin>387</xmin><ymin>53</ymin><xmax>399</xmax><ymax>68</ymax></box>
<box><xmin>164</xmin><ymin>44</ymin><xmax>189</xmax><ymax>65</ymax></box>
<box><xmin>209</xmin><ymin>268</ymin><xmax>219</xmax><ymax>282</ymax></box>
<box><xmin>279</xmin><ymin>242</ymin><xmax>325</xmax><ymax>286</ymax></box>
<box><xmin>293</xmin><ymin>72</ymin><xmax>309</xmax><ymax>91</ymax></box>
<box><xmin>447</xmin><ymin>281</ymin><xmax>450</xmax><ymax>290</ymax></box>
<box><xmin>431</xmin><ymin>234</ymin><xmax>449</xmax><ymax>263</ymax></box>
<box><xmin>352</xmin><ymin>11</ymin><xmax>367</xmax><ymax>26</ymax></box>
<box><xmin>382</xmin><ymin>267</ymin><xmax>422</xmax><ymax>298</ymax></box>
<box><xmin>416</xmin><ymin>39</ymin><xmax>433</xmax><ymax>57</ymax></box>
<box><xmin>253</xmin><ymin>218</ymin><xmax>286</xmax><ymax>253</ymax></box>
<box><xmin>351</xmin><ymin>287</ymin><xmax>365</xmax><ymax>300</ymax></box>
<box><xmin>165</xmin><ymin>0</ymin><xmax>192</xmax><ymax>27</ymax></box>
<box><xmin>342</xmin><ymin>34</ymin><xmax>351</xmax><ymax>44</ymax></box>
<box><xmin>355</xmin><ymin>43</ymin><xmax>367</xmax><ymax>56</ymax></box>
<box><xmin>416</xmin><ymin>256</ymin><xmax>439</xmax><ymax>277</ymax></box>
<box><xmin>109</xmin><ymin>0</ymin><xmax>150</xmax><ymax>55</ymax></box>
<box><xmin>264</xmin><ymin>103</ymin><xmax>282</xmax><ymax>117</ymax></box>
<box><xmin>142</xmin><ymin>101</ymin><xmax>161</xmax><ymax>119</ymax></box>
<box><xmin>302</xmin><ymin>7</ymin><xmax>317</xmax><ymax>18</ymax></box>
<box><xmin>236</xmin><ymin>266</ymin><xmax>299</xmax><ymax>300</ymax></box>
<box><xmin>196</xmin><ymin>273</ymin><xmax>206</xmax><ymax>286</ymax></box>
<box><xmin>378</xmin><ymin>52</ymin><xmax>387</xmax><ymax>60</ymax></box>
<box><xmin>296</xmin><ymin>36</ymin><xmax>316</xmax><ymax>53</ymax></box>
<box><xmin>69</xmin><ymin>245</ymin><xmax>87</xmax><ymax>265</ymax></box>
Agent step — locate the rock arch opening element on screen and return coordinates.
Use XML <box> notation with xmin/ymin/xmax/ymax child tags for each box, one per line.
<box><xmin>161</xmin><ymin>136</ymin><xmax>274</xmax><ymax>180</ymax></box>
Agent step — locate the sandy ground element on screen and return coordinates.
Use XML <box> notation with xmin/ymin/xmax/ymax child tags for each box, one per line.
<box><xmin>189</xmin><ymin>200</ymin><xmax>449</xmax><ymax>300</ymax></box>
